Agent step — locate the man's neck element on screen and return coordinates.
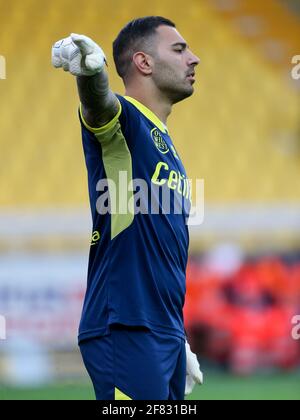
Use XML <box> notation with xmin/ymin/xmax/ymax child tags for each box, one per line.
<box><xmin>124</xmin><ymin>88</ymin><xmax>172</xmax><ymax>125</ymax></box>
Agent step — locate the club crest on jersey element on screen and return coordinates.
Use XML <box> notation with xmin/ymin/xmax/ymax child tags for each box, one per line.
<box><xmin>151</xmin><ymin>128</ymin><xmax>169</xmax><ymax>154</ymax></box>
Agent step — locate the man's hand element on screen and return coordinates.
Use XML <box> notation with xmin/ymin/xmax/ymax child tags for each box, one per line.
<box><xmin>185</xmin><ymin>341</ymin><xmax>203</xmax><ymax>396</ymax></box>
<box><xmin>51</xmin><ymin>34</ymin><xmax>106</xmax><ymax>76</ymax></box>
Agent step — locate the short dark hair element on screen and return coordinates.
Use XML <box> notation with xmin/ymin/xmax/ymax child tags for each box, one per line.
<box><xmin>113</xmin><ymin>16</ymin><xmax>176</xmax><ymax>80</ymax></box>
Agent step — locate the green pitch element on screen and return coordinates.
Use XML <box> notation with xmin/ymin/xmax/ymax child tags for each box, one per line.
<box><xmin>1</xmin><ymin>372</ymin><xmax>299</xmax><ymax>400</ymax></box>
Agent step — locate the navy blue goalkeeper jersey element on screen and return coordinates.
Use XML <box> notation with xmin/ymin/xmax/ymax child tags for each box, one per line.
<box><xmin>78</xmin><ymin>95</ymin><xmax>191</xmax><ymax>343</ymax></box>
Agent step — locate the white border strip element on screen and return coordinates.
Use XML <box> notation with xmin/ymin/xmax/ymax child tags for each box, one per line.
<box><xmin>0</xmin><ymin>205</ymin><xmax>300</xmax><ymax>239</ymax></box>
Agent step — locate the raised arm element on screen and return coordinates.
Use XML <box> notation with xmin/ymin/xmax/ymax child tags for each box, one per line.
<box><xmin>51</xmin><ymin>33</ymin><xmax>119</xmax><ymax>128</ymax></box>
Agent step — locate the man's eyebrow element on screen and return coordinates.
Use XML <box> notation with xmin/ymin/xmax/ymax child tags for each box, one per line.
<box><xmin>171</xmin><ymin>42</ymin><xmax>189</xmax><ymax>49</ymax></box>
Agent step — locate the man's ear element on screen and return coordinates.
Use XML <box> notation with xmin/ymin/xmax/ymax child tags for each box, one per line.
<box><xmin>132</xmin><ymin>52</ymin><xmax>153</xmax><ymax>76</ymax></box>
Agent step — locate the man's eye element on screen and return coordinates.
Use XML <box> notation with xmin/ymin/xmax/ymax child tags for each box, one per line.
<box><xmin>174</xmin><ymin>49</ymin><xmax>183</xmax><ymax>53</ymax></box>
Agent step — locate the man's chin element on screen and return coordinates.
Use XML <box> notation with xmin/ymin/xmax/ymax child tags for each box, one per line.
<box><xmin>171</xmin><ymin>86</ymin><xmax>194</xmax><ymax>104</ymax></box>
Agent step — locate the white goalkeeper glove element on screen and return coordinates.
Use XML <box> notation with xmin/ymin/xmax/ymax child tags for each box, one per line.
<box><xmin>185</xmin><ymin>341</ymin><xmax>203</xmax><ymax>396</ymax></box>
<box><xmin>51</xmin><ymin>33</ymin><xmax>107</xmax><ymax>76</ymax></box>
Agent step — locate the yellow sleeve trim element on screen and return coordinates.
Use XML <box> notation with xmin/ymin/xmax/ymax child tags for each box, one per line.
<box><xmin>79</xmin><ymin>100</ymin><xmax>122</xmax><ymax>134</ymax></box>
<box><xmin>124</xmin><ymin>96</ymin><xmax>168</xmax><ymax>134</ymax></box>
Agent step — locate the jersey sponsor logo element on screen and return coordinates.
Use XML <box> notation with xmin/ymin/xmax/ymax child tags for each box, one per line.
<box><xmin>151</xmin><ymin>128</ymin><xmax>169</xmax><ymax>154</ymax></box>
<box><xmin>91</xmin><ymin>230</ymin><xmax>101</xmax><ymax>246</ymax></box>
<box><xmin>151</xmin><ymin>161</ymin><xmax>192</xmax><ymax>201</ymax></box>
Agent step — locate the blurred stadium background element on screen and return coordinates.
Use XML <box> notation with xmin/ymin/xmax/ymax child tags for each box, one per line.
<box><xmin>0</xmin><ymin>0</ymin><xmax>300</xmax><ymax>400</ymax></box>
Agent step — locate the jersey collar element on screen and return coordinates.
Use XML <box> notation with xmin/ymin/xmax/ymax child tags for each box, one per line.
<box><xmin>124</xmin><ymin>96</ymin><xmax>169</xmax><ymax>134</ymax></box>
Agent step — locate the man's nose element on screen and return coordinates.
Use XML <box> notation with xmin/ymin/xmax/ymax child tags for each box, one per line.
<box><xmin>188</xmin><ymin>51</ymin><xmax>200</xmax><ymax>66</ymax></box>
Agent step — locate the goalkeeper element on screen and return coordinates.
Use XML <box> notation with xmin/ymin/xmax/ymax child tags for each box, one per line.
<box><xmin>52</xmin><ymin>16</ymin><xmax>202</xmax><ymax>400</ymax></box>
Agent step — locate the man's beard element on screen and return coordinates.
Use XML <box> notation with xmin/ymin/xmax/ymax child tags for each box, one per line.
<box><xmin>152</xmin><ymin>63</ymin><xmax>194</xmax><ymax>104</ymax></box>
<box><xmin>165</xmin><ymin>83</ymin><xmax>194</xmax><ymax>104</ymax></box>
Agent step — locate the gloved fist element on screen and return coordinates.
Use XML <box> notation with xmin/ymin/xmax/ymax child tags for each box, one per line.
<box><xmin>185</xmin><ymin>341</ymin><xmax>203</xmax><ymax>396</ymax></box>
<box><xmin>51</xmin><ymin>33</ymin><xmax>106</xmax><ymax>76</ymax></box>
